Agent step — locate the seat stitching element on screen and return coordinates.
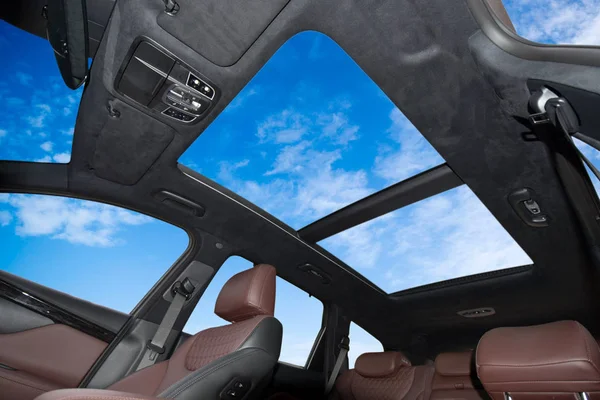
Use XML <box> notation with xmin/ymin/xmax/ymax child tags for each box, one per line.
<box><xmin>479</xmin><ymin>359</ymin><xmax>598</xmax><ymax>367</ymax></box>
<box><xmin>161</xmin><ymin>349</ymin><xmax>260</xmax><ymax>398</ymax></box>
<box><xmin>0</xmin><ymin>375</ymin><xmax>47</xmax><ymax>392</ymax></box>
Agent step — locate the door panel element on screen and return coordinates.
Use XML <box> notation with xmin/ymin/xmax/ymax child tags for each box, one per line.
<box><xmin>0</xmin><ymin>273</ymin><xmax>131</xmax><ymax>400</ymax></box>
<box><xmin>0</xmin><ymin>270</ymin><xmax>129</xmax><ymax>334</ymax></box>
<box><xmin>0</xmin><ymin>297</ymin><xmax>53</xmax><ymax>333</ymax></box>
<box><xmin>0</xmin><ymin>368</ymin><xmax>60</xmax><ymax>400</ymax></box>
<box><xmin>0</xmin><ymin>324</ymin><xmax>107</xmax><ymax>387</ymax></box>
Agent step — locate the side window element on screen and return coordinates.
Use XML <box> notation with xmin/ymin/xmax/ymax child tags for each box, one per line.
<box><xmin>184</xmin><ymin>256</ymin><xmax>324</xmax><ymax>367</ymax></box>
<box><xmin>0</xmin><ymin>193</ymin><xmax>189</xmax><ymax>313</ymax></box>
<box><xmin>348</xmin><ymin>322</ymin><xmax>384</xmax><ymax>368</ymax></box>
<box><xmin>574</xmin><ymin>138</ymin><xmax>600</xmax><ymax>195</ymax></box>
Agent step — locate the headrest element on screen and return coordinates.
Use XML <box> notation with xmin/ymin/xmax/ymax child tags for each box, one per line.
<box><xmin>214</xmin><ymin>264</ymin><xmax>276</xmax><ymax>323</ymax></box>
<box><xmin>435</xmin><ymin>351</ymin><xmax>473</xmax><ymax>377</ymax></box>
<box><xmin>476</xmin><ymin>320</ymin><xmax>600</xmax><ymax>394</ymax></box>
<box><xmin>355</xmin><ymin>351</ymin><xmax>411</xmax><ymax>378</ymax></box>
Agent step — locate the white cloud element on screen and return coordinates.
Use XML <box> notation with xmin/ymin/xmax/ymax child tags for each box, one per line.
<box><xmin>504</xmin><ymin>0</ymin><xmax>600</xmax><ymax>45</ymax></box>
<box><xmin>1</xmin><ymin>194</ymin><xmax>152</xmax><ymax>247</ymax></box>
<box><xmin>27</xmin><ymin>104</ymin><xmax>52</xmax><ymax>128</ymax></box>
<box><xmin>62</xmin><ymin>128</ymin><xmax>75</xmax><ymax>136</ymax></box>
<box><xmin>0</xmin><ymin>129</ymin><xmax>6</xmax><ymax>138</ymax></box>
<box><xmin>40</xmin><ymin>141</ymin><xmax>54</xmax><ymax>152</ymax></box>
<box><xmin>324</xmin><ymin>186</ymin><xmax>532</xmax><ymax>292</ymax></box>
<box><xmin>0</xmin><ymin>211</ymin><xmax>12</xmax><ymax>226</ymax></box>
<box><xmin>232</xmin><ymin>139</ymin><xmax>373</xmax><ymax>225</ymax></box>
<box><xmin>318</xmin><ymin>112</ymin><xmax>360</xmax><ymax>145</ymax></box>
<box><xmin>228</xmin><ymin>86</ymin><xmax>260</xmax><ymax>109</ymax></box>
<box><xmin>16</xmin><ymin>72</ymin><xmax>32</xmax><ymax>86</ymax></box>
<box><xmin>257</xmin><ymin>109</ymin><xmax>310</xmax><ymax>144</ymax></box>
<box><xmin>217</xmin><ymin>159</ymin><xmax>250</xmax><ymax>181</ymax></box>
<box><xmin>35</xmin><ymin>155</ymin><xmax>52</xmax><ymax>163</ymax></box>
<box><xmin>53</xmin><ymin>152</ymin><xmax>71</xmax><ymax>163</ymax></box>
<box><xmin>373</xmin><ymin>108</ymin><xmax>443</xmax><ymax>182</ymax></box>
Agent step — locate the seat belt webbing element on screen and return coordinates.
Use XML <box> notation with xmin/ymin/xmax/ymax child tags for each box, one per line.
<box><xmin>136</xmin><ymin>278</ymin><xmax>195</xmax><ymax>371</ymax></box>
<box><xmin>324</xmin><ymin>335</ymin><xmax>350</xmax><ymax>395</ymax></box>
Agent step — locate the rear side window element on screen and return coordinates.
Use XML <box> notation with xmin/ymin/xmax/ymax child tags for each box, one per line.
<box><xmin>348</xmin><ymin>322</ymin><xmax>383</xmax><ymax>368</ymax></box>
<box><xmin>184</xmin><ymin>256</ymin><xmax>324</xmax><ymax>367</ymax></box>
<box><xmin>0</xmin><ymin>193</ymin><xmax>189</xmax><ymax>313</ymax></box>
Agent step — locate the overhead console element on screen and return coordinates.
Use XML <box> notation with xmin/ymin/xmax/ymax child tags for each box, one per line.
<box><xmin>115</xmin><ymin>40</ymin><xmax>218</xmax><ymax>123</ymax></box>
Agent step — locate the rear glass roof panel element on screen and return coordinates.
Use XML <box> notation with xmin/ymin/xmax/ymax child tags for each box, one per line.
<box><xmin>319</xmin><ymin>185</ymin><xmax>533</xmax><ymax>293</ymax></box>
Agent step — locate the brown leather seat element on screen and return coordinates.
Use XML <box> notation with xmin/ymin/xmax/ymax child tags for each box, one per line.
<box><xmin>334</xmin><ymin>351</ymin><xmax>434</xmax><ymax>400</ymax></box>
<box><xmin>37</xmin><ymin>264</ymin><xmax>283</xmax><ymax>400</ymax></box>
<box><xmin>476</xmin><ymin>320</ymin><xmax>600</xmax><ymax>400</ymax></box>
<box><xmin>431</xmin><ymin>351</ymin><xmax>489</xmax><ymax>400</ymax></box>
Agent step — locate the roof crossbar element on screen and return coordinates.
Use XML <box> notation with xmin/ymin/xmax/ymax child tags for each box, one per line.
<box><xmin>298</xmin><ymin>164</ymin><xmax>463</xmax><ymax>243</ymax></box>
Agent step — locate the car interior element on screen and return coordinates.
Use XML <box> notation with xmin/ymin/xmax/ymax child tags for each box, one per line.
<box><xmin>2</xmin><ymin>0</ymin><xmax>600</xmax><ymax>399</ymax></box>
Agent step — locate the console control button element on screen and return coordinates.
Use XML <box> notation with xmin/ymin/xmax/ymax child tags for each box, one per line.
<box><xmin>162</xmin><ymin>107</ymin><xmax>195</xmax><ymax>122</ymax></box>
<box><xmin>166</xmin><ymin>85</ymin><xmax>210</xmax><ymax>115</ymax></box>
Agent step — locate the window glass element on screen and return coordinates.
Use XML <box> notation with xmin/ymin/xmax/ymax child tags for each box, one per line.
<box><xmin>320</xmin><ymin>186</ymin><xmax>533</xmax><ymax>293</ymax></box>
<box><xmin>0</xmin><ymin>20</ymin><xmax>81</xmax><ymax>163</ymax></box>
<box><xmin>574</xmin><ymin>138</ymin><xmax>600</xmax><ymax>195</ymax></box>
<box><xmin>348</xmin><ymin>322</ymin><xmax>383</xmax><ymax>368</ymax></box>
<box><xmin>501</xmin><ymin>0</ymin><xmax>600</xmax><ymax>45</ymax></box>
<box><xmin>179</xmin><ymin>31</ymin><xmax>444</xmax><ymax>230</ymax></box>
<box><xmin>0</xmin><ymin>194</ymin><xmax>189</xmax><ymax>313</ymax></box>
<box><xmin>184</xmin><ymin>256</ymin><xmax>324</xmax><ymax>367</ymax></box>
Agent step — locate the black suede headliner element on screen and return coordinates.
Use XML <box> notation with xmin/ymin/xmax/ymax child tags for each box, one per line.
<box><xmin>2</xmin><ymin>0</ymin><xmax>600</xmax><ymax>359</ymax></box>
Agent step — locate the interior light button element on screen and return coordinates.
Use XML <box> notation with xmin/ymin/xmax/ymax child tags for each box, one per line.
<box><xmin>187</xmin><ymin>73</ymin><xmax>215</xmax><ymax>99</ymax></box>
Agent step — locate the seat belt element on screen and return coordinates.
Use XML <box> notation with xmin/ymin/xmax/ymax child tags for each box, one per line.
<box><xmin>529</xmin><ymin>87</ymin><xmax>600</xmax><ymax>246</ymax></box>
<box><xmin>136</xmin><ymin>278</ymin><xmax>195</xmax><ymax>371</ymax></box>
<box><xmin>530</xmin><ymin>91</ymin><xmax>600</xmax><ymax>181</ymax></box>
<box><xmin>324</xmin><ymin>335</ymin><xmax>350</xmax><ymax>395</ymax></box>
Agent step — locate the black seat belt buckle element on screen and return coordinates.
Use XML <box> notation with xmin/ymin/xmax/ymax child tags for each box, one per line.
<box><xmin>339</xmin><ymin>335</ymin><xmax>350</xmax><ymax>351</ymax></box>
<box><xmin>146</xmin><ymin>340</ymin><xmax>166</xmax><ymax>361</ymax></box>
<box><xmin>172</xmin><ymin>277</ymin><xmax>195</xmax><ymax>300</ymax></box>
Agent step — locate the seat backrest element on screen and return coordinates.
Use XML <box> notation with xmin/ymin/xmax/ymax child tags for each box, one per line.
<box><xmin>476</xmin><ymin>320</ymin><xmax>600</xmax><ymax>400</ymax></box>
<box><xmin>431</xmin><ymin>351</ymin><xmax>489</xmax><ymax>400</ymax></box>
<box><xmin>334</xmin><ymin>351</ymin><xmax>434</xmax><ymax>400</ymax></box>
<box><xmin>109</xmin><ymin>264</ymin><xmax>282</xmax><ymax>400</ymax></box>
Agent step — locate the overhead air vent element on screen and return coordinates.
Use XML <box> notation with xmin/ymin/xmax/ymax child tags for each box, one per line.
<box><xmin>457</xmin><ymin>307</ymin><xmax>495</xmax><ymax>318</ymax></box>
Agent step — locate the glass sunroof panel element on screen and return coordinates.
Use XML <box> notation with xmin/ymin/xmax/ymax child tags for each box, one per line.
<box><xmin>501</xmin><ymin>0</ymin><xmax>600</xmax><ymax>45</ymax></box>
<box><xmin>180</xmin><ymin>31</ymin><xmax>444</xmax><ymax>229</ymax></box>
<box><xmin>320</xmin><ymin>185</ymin><xmax>533</xmax><ymax>293</ymax></box>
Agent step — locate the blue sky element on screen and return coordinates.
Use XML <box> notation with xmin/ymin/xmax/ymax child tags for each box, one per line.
<box><xmin>1</xmin><ymin>1</ymin><xmax>600</xmax><ymax>367</ymax></box>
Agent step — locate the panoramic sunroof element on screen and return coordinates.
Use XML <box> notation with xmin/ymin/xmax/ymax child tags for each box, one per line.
<box><xmin>181</xmin><ymin>31</ymin><xmax>532</xmax><ymax>293</ymax></box>
<box><xmin>179</xmin><ymin>31</ymin><xmax>444</xmax><ymax>230</ymax></box>
<box><xmin>320</xmin><ymin>186</ymin><xmax>533</xmax><ymax>293</ymax></box>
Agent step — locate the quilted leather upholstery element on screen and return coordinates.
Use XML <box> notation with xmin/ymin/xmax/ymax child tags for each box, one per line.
<box><xmin>335</xmin><ymin>352</ymin><xmax>434</xmax><ymax>400</ymax></box>
<box><xmin>185</xmin><ymin>315</ymin><xmax>269</xmax><ymax>370</ymax></box>
<box><xmin>105</xmin><ymin>265</ymin><xmax>281</xmax><ymax>399</ymax></box>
